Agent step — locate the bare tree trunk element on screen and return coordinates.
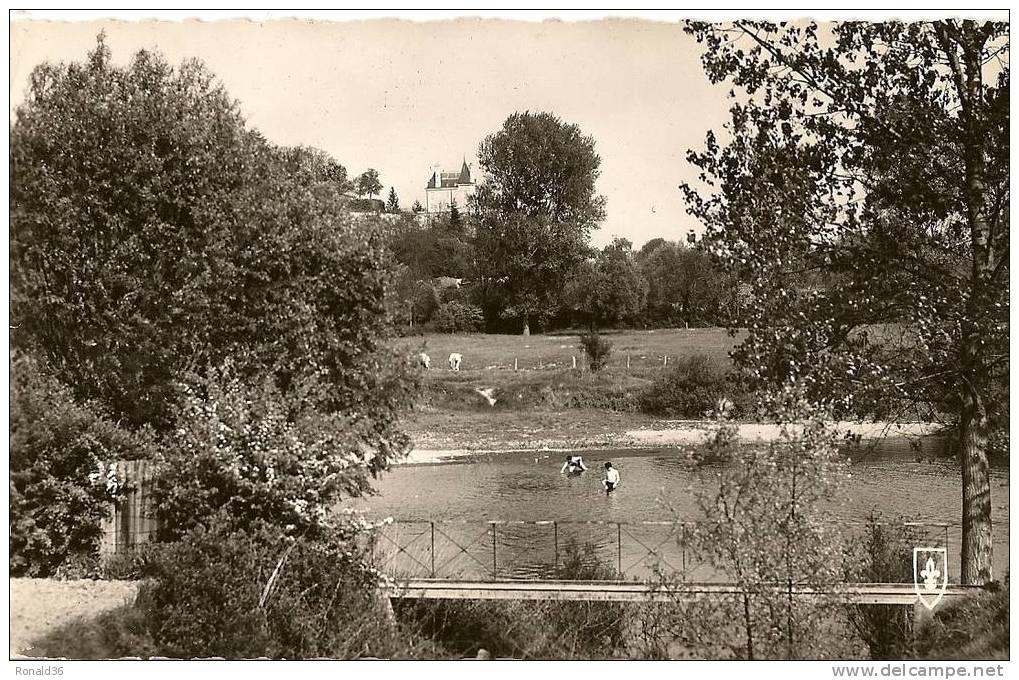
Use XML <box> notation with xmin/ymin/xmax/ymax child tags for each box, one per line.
<box><xmin>959</xmin><ymin>377</ymin><xmax>993</xmax><ymax>584</ymax></box>
<box><xmin>522</xmin><ymin>320</ymin><xmax>530</xmax><ymax>336</ymax></box>
<box><xmin>956</xmin><ymin>28</ymin><xmax>996</xmax><ymax>585</ymax></box>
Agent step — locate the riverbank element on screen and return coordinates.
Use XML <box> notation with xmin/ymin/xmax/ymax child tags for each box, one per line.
<box><xmin>400</xmin><ymin>409</ymin><xmax>941</xmax><ymax>464</ymax></box>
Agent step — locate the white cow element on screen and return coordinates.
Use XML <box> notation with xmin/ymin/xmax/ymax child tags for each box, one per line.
<box><xmin>415</xmin><ymin>352</ymin><xmax>431</xmax><ymax>369</ymax></box>
<box><xmin>448</xmin><ymin>352</ymin><xmax>463</xmax><ymax>371</ymax></box>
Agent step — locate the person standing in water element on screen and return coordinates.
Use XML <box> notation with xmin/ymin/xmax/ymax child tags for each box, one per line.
<box><xmin>560</xmin><ymin>454</ymin><xmax>588</xmax><ymax>474</ymax></box>
<box><xmin>602</xmin><ymin>461</ymin><xmax>620</xmax><ymax>493</ymax></box>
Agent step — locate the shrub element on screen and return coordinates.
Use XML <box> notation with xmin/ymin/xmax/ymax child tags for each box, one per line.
<box><xmin>909</xmin><ymin>578</ymin><xmax>1008</xmax><ymax>660</ymax></box>
<box><xmin>21</xmin><ymin>604</ymin><xmax>158</xmax><ymax>660</ymax></box>
<box><xmin>136</xmin><ymin>520</ymin><xmax>410</xmax><ymax>659</ymax></box>
<box><xmin>10</xmin><ymin>353</ymin><xmax>156</xmax><ymax>577</ymax></box>
<box><xmin>638</xmin><ymin>353</ymin><xmax>748</xmax><ymax>418</ymax></box>
<box><xmin>399</xmin><ymin>540</ymin><xmax>627</xmax><ymax>659</ymax></box>
<box><xmin>844</xmin><ymin>514</ymin><xmax>926</xmax><ymax>659</ymax></box>
<box><xmin>579</xmin><ymin>331</ymin><xmax>613</xmax><ymax>371</ymax></box>
<box><xmin>150</xmin><ymin>364</ymin><xmax>402</xmax><ymax>542</ymax></box>
<box><xmin>432</xmin><ymin>301</ymin><xmax>484</xmax><ymax>334</ymax></box>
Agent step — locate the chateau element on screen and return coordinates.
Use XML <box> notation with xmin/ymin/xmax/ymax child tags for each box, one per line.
<box><xmin>425</xmin><ymin>160</ymin><xmax>475</xmax><ymax>213</ymax></box>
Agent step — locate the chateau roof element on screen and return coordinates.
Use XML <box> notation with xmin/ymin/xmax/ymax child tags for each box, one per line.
<box><xmin>426</xmin><ymin>160</ymin><xmax>474</xmax><ymax>189</ymax></box>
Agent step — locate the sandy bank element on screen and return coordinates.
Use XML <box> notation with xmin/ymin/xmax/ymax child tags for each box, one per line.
<box><xmin>400</xmin><ymin>420</ymin><xmax>941</xmax><ymax>465</ymax></box>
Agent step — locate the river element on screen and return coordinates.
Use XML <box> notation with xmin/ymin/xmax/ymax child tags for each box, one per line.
<box><xmin>347</xmin><ymin>436</ymin><xmax>1009</xmax><ymax>582</ymax></box>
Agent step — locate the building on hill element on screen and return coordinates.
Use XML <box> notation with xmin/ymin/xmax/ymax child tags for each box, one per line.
<box><xmin>425</xmin><ymin>160</ymin><xmax>476</xmax><ymax>213</ymax></box>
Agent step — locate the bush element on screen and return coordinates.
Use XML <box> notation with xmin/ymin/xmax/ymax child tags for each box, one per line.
<box><xmin>10</xmin><ymin>353</ymin><xmax>156</xmax><ymax>577</ymax></box>
<box><xmin>432</xmin><ymin>301</ymin><xmax>484</xmax><ymax>334</ymax></box>
<box><xmin>150</xmin><ymin>364</ymin><xmax>400</xmax><ymax>542</ymax></box>
<box><xmin>579</xmin><ymin>331</ymin><xmax>613</xmax><ymax>371</ymax></box>
<box><xmin>909</xmin><ymin>578</ymin><xmax>1008</xmax><ymax>660</ymax></box>
<box><xmin>136</xmin><ymin>521</ymin><xmax>411</xmax><ymax>659</ymax></box>
<box><xmin>638</xmin><ymin>353</ymin><xmax>748</xmax><ymax>418</ymax></box>
<box><xmin>844</xmin><ymin>514</ymin><xmax>926</xmax><ymax>659</ymax></box>
<box><xmin>399</xmin><ymin>540</ymin><xmax>627</xmax><ymax>659</ymax></box>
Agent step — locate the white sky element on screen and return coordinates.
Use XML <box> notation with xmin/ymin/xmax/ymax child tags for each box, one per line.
<box><xmin>9</xmin><ymin>10</ymin><xmax>1008</xmax><ymax>248</ymax></box>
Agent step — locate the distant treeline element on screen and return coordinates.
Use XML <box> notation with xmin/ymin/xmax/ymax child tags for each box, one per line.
<box><xmin>383</xmin><ymin>209</ymin><xmax>748</xmax><ymax>334</ymax></box>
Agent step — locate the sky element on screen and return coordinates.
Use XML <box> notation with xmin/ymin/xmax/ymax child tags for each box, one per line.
<box><xmin>10</xmin><ymin>15</ymin><xmax>740</xmax><ymax>248</ymax></box>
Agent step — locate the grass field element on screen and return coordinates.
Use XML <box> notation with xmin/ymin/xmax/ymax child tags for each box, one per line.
<box><xmin>394</xmin><ymin>327</ymin><xmax>741</xmax><ymax>372</ymax></box>
<box><xmin>395</xmin><ymin>328</ymin><xmax>745</xmax><ymax>449</ymax></box>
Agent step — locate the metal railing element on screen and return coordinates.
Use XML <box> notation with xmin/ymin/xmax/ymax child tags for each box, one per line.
<box><xmin>368</xmin><ymin>519</ymin><xmax>979</xmax><ymax>583</ymax></box>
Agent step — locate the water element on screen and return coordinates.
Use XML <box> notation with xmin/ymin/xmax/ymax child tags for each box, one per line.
<box><xmin>347</xmin><ymin>437</ymin><xmax>1009</xmax><ymax>582</ymax></box>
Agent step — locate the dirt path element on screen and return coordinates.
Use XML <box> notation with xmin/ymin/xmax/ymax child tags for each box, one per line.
<box><xmin>10</xmin><ymin>578</ymin><xmax>140</xmax><ymax>657</ymax></box>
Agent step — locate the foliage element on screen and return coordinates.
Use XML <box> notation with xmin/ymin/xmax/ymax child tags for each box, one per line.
<box><xmin>844</xmin><ymin>514</ymin><xmax>927</xmax><ymax>660</ymax></box>
<box><xmin>412</xmin><ymin>199</ymin><xmax>424</xmax><ymax>213</ymax></box>
<box><xmin>635</xmin><ymin>239</ymin><xmax>728</xmax><ymax>327</ymax></box>
<box><xmin>135</xmin><ymin>520</ymin><xmax>415</xmax><ymax>659</ymax></box>
<box><xmin>579</xmin><ymin>331</ymin><xmax>613</xmax><ymax>372</ymax></box>
<box><xmin>432</xmin><ymin>301</ymin><xmax>484</xmax><ymax>334</ymax></box>
<box><xmin>909</xmin><ymin>577</ymin><xmax>1009</xmax><ymax>660</ymax></box>
<box><xmin>683</xmin><ymin>19</ymin><xmax>1008</xmax><ymax>583</ymax></box>
<box><xmin>398</xmin><ymin>540</ymin><xmax>626</xmax><ymax>659</ymax></box>
<box><xmin>564</xmin><ymin>238</ymin><xmax>648</xmax><ymax>328</ymax></box>
<box><xmin>11</xmin><ymin>38</ymin><xmax>417</xmax><ymax>438</ymax></box>
<box><xmin>355</xmin><ymin>168</ymin><xmax>383</xmax><ymax>199</ymax></box>
<box><xmin>386</xmin><ymin>186</ymin><xmax>400</xmax><ymax>213</ymax></box>
<box><xmin>9</xmin><ymin>353</ymin><xmax>155</xmax><ymax>577</ymax></box>
<box><xmin>680</xmin><ymin>392</ymin><xmax>852</xmax><ymax>659</ymax></box>
<box><xmin>20</xmin><ymin>603</ymin><xmax>158</xmax><ymax>660</ymax></box>
<box><xmin>637</xmin><ymin>353</ymin><xmax>750</xmax><ymax>418</ymax></box>
<box><xmin>149</xmin><ymin>364</ymin><xmax>406</xmax><ymax>542</ymax></box>
<box><xmin>473</xmin><ymin>111</ymin><xmax>606</xmax><ymax>333</ymax></box>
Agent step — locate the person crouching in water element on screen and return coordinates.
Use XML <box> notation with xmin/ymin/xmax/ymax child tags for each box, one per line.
<box><xmin>561</xmin><ymin>454</ymin><xmax>588</xmax><ymax>475</ymax></box>
<box><xmin>602</xmin><ymin>461</ymin><xmax>620</xmax><ymax>493</ymax></box>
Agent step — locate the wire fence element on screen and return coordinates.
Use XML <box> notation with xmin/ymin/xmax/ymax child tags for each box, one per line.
<box><xmin>367</xmin><ymin>519</ymin><xmax>997</xmax><ymax>583</ymax></box>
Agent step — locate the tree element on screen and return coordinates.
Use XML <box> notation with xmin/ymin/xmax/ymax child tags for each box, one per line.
<box><xmin>356</xmin><ymin>168</ymin><xmax>383</xmax><ymax>200</ymax></box>
<box><xmin>683</xmin><ymin>20</ymin><xmax>1008</xmax><ymax>584</ymax></box>
<box><xmin>564</xmin><ymin>238</ymin><xmax>648</xmax><ymax>328</ymax></box>
<box><xmin>386</xmin><ymin>187</ymin><xmax>400</xmax><ymax>213</ymax></box>
<box><xmin>412</xmin><ymin>199</ymin><xmax>424</xmax><ymax>214</ymax></box>
<box><xmin>10</xmin><ymin>38</ymin><xmax>417</xmax><ymax>468</ymax></box>
<box><xmin>679</xmin><ymin>395</ymin><xmax>851</xmax><ymax>659</ymax></box>
<box><xmin>473</xmin><ymin>111</ymin><xmax>606</xmax><ymax>334</ymax></box>
<box><xmin>636</xmin><ymin>240</ymin><xmax>726</xmax><ymax>327</ymax></box>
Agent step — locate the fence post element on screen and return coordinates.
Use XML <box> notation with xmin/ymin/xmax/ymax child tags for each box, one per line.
<box><xmin>430</xmin><ymin>521</ymin><xmax>436</xmax><ymax>578</ymax></box>
<box><xmin>491</xmin><ymin>523</ymin><xmax>498</xmax><ymax>579</ymax></box>
<box><xmin>553</xmin><ymin>521</ymin><xmax>559</xmax><ymax>575</ymax></box>
<box><xmin>626</xmin><ymin>355</ymin><xmax>631</xmax><ymax>370</ymax></box>
<box><xmin>572</xmin><ymin>355</ymin><xmax>577</xmax><ymax>369</ymax></box>
<box><xmin>514</xmin><ymin>357</ymin><xmax>518</xmax><ymax>371</ymax></box>
<box><xmin>663</xmin><ymin>355</ymin><xmax>668</xmax><ymax>368</ymax></box>
<box><xmin>617</xmin><ymin>523</ymin><xmax>623</xmax><ymax>577</ymax></box>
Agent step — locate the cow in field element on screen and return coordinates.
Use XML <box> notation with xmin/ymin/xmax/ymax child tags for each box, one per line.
<box><xmin>448</xmin><ymin>352</ymin><xmax>463</xmax><ymax>371</ymax></box>
<box><xmin>415</xmin><ymin>352</ymin><xmax>431</xmax><ymax>369</ymax></box>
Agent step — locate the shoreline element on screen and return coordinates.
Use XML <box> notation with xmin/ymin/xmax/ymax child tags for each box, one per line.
<box><xmin>400</xmin><ymin>420</ymin><xmax>943</xmax><ymax>465</ymax></box>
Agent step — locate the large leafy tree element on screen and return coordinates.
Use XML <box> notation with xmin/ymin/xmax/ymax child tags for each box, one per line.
<box><xmin>636</xmin><ymin>239</ymin><xmax>727</xmax><ymax>327</ymax></box>
<box><xmin>683</xmin><ymin>20</ymin><xmax>1008</xmax><ymax>584</ymax></box>
<box><xmin>564</xmin><ymin>238</ymin><xmax>648</xmax><ymax>328</ymax></box>
<box><xmin>473</xmin><ymin>111</ymin><xmax>606</xmax><ymax>334</ymax></box>
<box><xmin>11</xmin><ymin>38</ymin><xmax>416</xmax><ymax>466</ymax></box>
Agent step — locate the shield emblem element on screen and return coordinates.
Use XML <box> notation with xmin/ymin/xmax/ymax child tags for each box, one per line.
<box><xmin>913</xmin><ymin>547</ymin><xmax>948</xmax><ymax>610</ymax></box>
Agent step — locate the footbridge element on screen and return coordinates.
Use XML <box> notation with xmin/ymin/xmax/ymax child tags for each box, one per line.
<box><xmin>382</xmin><ymin>579</ymin><xmax>982</xmax><ymax>606</ymax></box>
<box><xmin>371</xmin><ymin>519</ymin><xmax>995</xmax><ymax>609</ymax></box>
